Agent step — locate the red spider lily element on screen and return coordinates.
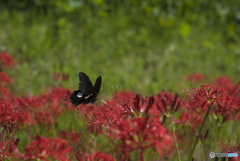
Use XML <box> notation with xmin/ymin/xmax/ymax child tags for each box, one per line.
<box><xmin>110</xmin><ymin>117</ymin><xmax>173</xmax><ymax>157</ymax></box>
<box><xmin>175</xmin><ymin>111</ymin><xmax>203</xmax><ymax>132</ymax></box>
<box><xmin>0</xmin><ymin>52</ymin><xmax>14</xmax><ymax>69</ymax></box>
<box><xmin>214</xmin><ymin>76</ymin><xmax>235</xmax><ymax>93</ymax></box>
<box><xmin>121</xmin><ymin>94</ymin><xmax>156</xmax><ymax>117</ymax></box>
<box><xmin>82</xmin><ymin>105</ymin><xmax>121</xmax><ymax>134</ymax></box>
<box><xmin>59</xmin><ymin>130</ymin><xmax>80</xmax><ymax>145</ymax></box>
<box><xmin>72</xmin><ymin>102</ymin><xmax>122</xmax><ymax>135</ymax></box>
<box><xmin>0</xmin><ymin>86</ymin><xmax>11</xmax><ymax>98</ymax></box>
<box><xmin>155</xmin><ymin>91</ymin><xmax>181</xmax><ymax>115</ymax></box>
<box><xmin>187</xmin><ymin>72</ymin><xmax>204</xmax><ymax>82</ymax></box>
<box><xmin>0</xmin><ymin>100</ymin><xmax>31</xmax><ymax>128</ymax></box>
<box><xmin>183</xmin><ymin>84</ymin><xmax>237</xmax><ymax>112</ymax></box>
<box><xmin>23</xmin><ymin>135</ymin><xmax>72</xmax><ymax>161</ymax></box>
<box><xmin>0</xmin><ymin>72</ymin><xmax>10</xmax><ymax>84</ymax></box>
<box><xmin>0</xmin><ymin>133</ymin><xmax>19</xmax><ymax>161</ymax></box>
<box><xmin>112</xmin><ymin>91</ymin><xmax>135</xmax><ymax>102</ymax></box>
<box><xmin>50</xmin><ymin>87</ymin><xmax>72</xmax><ymax>105</ymax></box>
<box><xmin>216</xmin><ymin>135</ymin><xmax>240</xmax><ymax>160</ymax></box>
<box><xmin>76</xmin><ymin>150</ymin><xmax>114</xmax><ymax>161</ymax></box>
<box><xmin>15</xmin><ymin>96</ymin><xmax>42</xmax><ymax>112</ymax></box>
<box><xmin>15</xmin><ymin>87</ymin><xmax>72</xmax><ymax>125</ymax></box>
<box><xmin>33</xmin><ymin>105</ymin><xmax>62</xmax><ymax>125</ymax></box>
<box><xmin>34</xmin><ymin>111</ymin><xmax>51</xmax><ymax>124</ymax></box>
<box><xmin>53</xmin><ymin>73</ymin><xmax>69</xmax><ymax>81</ymax></box>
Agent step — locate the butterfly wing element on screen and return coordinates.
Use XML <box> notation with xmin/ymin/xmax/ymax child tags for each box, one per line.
<box><xmin>93</xmin><ymin>76</ymin><xmax>101</xmax><ymax>96</ymax></box>
<box><xmin>78</xmin><ymin>72</ymin><xmax>94</xmax><ymax>95</ymax></box>
<box><xmin>82</xmin><ymin>76</ymin><xmax>102</xmax><ymax>104</ymax></box>
<box><xmin>69</xmin><ymin>90</ymin><xmax>83</xmax><ymax>106</ymax></box>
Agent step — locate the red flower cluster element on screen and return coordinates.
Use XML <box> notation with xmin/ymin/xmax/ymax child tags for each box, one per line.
<box><xmin>85</xmin><ymin>106</ymin><xmax>120</xmax><ymax>134</ymax></box>
<box><xmin>0</xmin><ymin>133</ymin><xmax>19</xmax><ymax>161</ymax></box>
<box><xmin>53</xmin><ymin>72</ymin><xmax>69</xmax><ymax>82</ymax></box>
<box><xmin>186</xmin><ymin>72</ymin><xmax>204</xmax><ymax>82</ymax></box>
<box><xmin>111</xmin><ymin>117</ymin><xmax>173</xmax><ymax>157</ymax></box>
<box><xmin>0</xmin><ymin>72</ymin><xmax>11</xmax><ymax>84</ymax></box>
<box><xmin>75</xmin><ymin>150</ymin><xmax>114</xmax><ymax>161</ymax></box>
<box><xmin>0</xmin><ymin>100</ymin><xmax>30</xmax><ymax>128</ymax></box>
<box><xmin>177</xmin><ymin>111</ymin><xmax>203</xmax><ymax>131</ymax></box>
<box><xmin>59</xmin><ymin>130</ymin><xmax>80</xmax><ymax>146</ymax></box>
<box><xmin>1</xmin><ymin>53</ymin><xmax>240</xmax><ymax>160</ymax></box>
<box><xmin>214</xmin><ymin>76</ymin><xmax>236</xmax><ymax>94</ymax></box>
<box><xmin>22</xmin><ymin>135</ymin><xmax>71</xmax><ymax>161</ymax></box>
<box><xmin>217</xmin><ymin>135</ymin><xmax>240</xmax><ymax>161</ymax></box>
<box><xmin>15</xmin><ymin>87</ymin><xmax>72</xmax><ymax>125</ymax></box>
<box><xmin>184</xmin><ymin>84</ymin><xmax>237</xmax><ymax>111</ymax></box>
<box><xmin>155</xmin><ymin>91</ymin><xmax>181</xmax><ymax>115</ymax></box>
<box><xmin>121</xmin><ymin>94</ymin><xmax>156</xmax><ymax>117</ymax></box>
<box><xmin>0</xmin><ymin>52</ymin><xmax>13</xmax><ymax>98</ymax></box>
<box><xmin>0</xmin><ymin>52</ymin><xmax>14</xmax><ymax>69</ymax></box>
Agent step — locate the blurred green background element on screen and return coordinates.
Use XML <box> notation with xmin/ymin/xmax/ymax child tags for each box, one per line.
<box><xmin>1</xmin><ymin>0</ymin><xmax>240</xmax><ymax>97</ymax></box>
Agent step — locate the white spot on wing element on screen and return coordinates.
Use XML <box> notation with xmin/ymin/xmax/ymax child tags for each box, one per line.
<box><xmin>77</xmin><ymin>92</ymin><xmax>83</xmax><ymax>98</ymax></box>
<box><xmin>85</xmin><ymin>94</ymin><xmax>93</xmax><ymax>99</ymax></box>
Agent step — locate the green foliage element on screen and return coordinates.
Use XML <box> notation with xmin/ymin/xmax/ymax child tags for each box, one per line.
<box><xmin>0</xmin><ymin>0</ymin><xmax>240</xmax><ymax>96</ymax></box>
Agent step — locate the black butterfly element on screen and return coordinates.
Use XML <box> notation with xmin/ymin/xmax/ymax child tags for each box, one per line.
<box><xmin>69</xmin><ymin>72</ymin><xmax>101</xmax><ymax>106</ymax></box>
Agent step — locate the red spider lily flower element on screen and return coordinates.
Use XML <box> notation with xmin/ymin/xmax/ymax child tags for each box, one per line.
<box><xmin>75</xmin><ymin>151</ymin><xmax>84</xmax><ymax>161</ymax></box>
<box><xmin>50</xmin><ymin>87</ymin><xmax>72</xmax><ymax>103</ymax></box>
<box><xmin>16</xmin><ymin>87</ymin><xmax>72</xmax><ymax>125</ymax></box>
<box><xmin>83</xmin><ymin>105</ymin><xmax>121</xmax><ymax>134</ymax></box>
<box><xmin>183</xmin><ymin>84</ymin><xmax>237</xmax><ymax>112</ymax></box>
<box><xmin>76</xmin><ymin>150</ymin><xmax>114</xmax><ymax>161</ymax></box>
<box><xmin>53</xmin><ymin>73</ymin><xmax>69</xmax><ymax>82</ymax></box>
<box><xmin>92</xmin><ymin>151</ymin><xmax>115</xmax><ymax>161</ymax></box>
<box><xmin>112</xmin><ymin>91</ymin><xmax>135</xmax><ymax>102</ymax></box>
<box><xmin>54</xmin><ymin>73</ymin><xmax>60</xmax><ymax>81</ymax></box>
<box><xmin>187</xmin><ymin>72</ymin><xmax>204</xmax><ymax>82</ymax></box>
<box><xmin>155</xmin><ymin>91</ymin><xmax>181</xmax><ymax>115</ymax></box>
<box><xmin>29</xmin><ymin>88</ymin><xmax>72</xmax><ymax>124</ymax></box>
<box><xmin>0</xmin><ymin>86</ymin><xmax>11</xmax><ymax>98</ymax></box>
<box><xmin>23</xmin><ymin>135</ymin><xmax>72</xmax><ymax>161</ymax></box>
<box><xmin>110</xmin><ymin>117</ymin><xmax>173</xmax><ymax>157</ymax></box>
<box><xmin>59</xmin><ymin>131</ymin><xmax>80</xmax><ymax>145</ymax></box>
<box><xmin>87</xmin><ymin>124</ymin><xmax>103</xmax><ymax>135</ymax></box>
<box><xmin>176</xmin><ymin>112</ymin><xmax>203</xmax><ymax>130</ymax></box>
<box><xmin>0</xmin><ymin>100</ymin><xmax>31</xmax><ymax>128</ymax></box>
<box><xmin>34</xmin><ymin>111</ymin><xmax>51</xmax><ymax>124</ymax></box>
<box><xmin>15</xmin><ymin>96</ymin><xmax>42</xmax><ymax>112</ymax></box>
<box><xmin>0</xmin><ymin>52</ymin><xmax>14</xmax><ymax>69</ymax></box>
<box><xmin>121</xmin><ymin>94</ymin><xmax>156</xmax><ymax>117</ymax></box>
<box><xmin>214</xmin><ymin>76</ymin><xmax>235</xmax><ymax>93</ymax></box>
<box><xmin>73</xmin><ymin>102</ymin><xmax>121</xmax><ymax>135</ymax></box>
<box><xmin>216</xmin><ymin>135</ymin><xmax>240</xmax><ymax>159</ymax></box>
<box><xmin>0</xmin><ymin>133</ymin><xmax>19</xmax><ymax>161</ymax></box>
<box><xmin>0</xmin><ymin>72</ymin><xmax>10</xmax><ymax>84</ymax></box>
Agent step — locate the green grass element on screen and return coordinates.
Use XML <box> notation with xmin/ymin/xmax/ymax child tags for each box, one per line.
<box><xmin>0</xmin><ymin>3</ymin><xmax>240</xmax><ymax>98</ymax></box>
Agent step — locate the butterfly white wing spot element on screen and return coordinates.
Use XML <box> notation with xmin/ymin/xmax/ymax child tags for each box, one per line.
<box><xmin>77</xmin><ymin>92</ymin><xmax>83</xmax><ymax>98</ymax></box>
<box><xmin>85</xmin><ymin>94</ymin><xmax>93</xmax><ymax>99</ymax></box>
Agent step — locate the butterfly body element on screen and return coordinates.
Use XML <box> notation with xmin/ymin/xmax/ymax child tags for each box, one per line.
<box><xmin>69</xmin><ymin>72</ymin><xmax>101</xmax><ymax>106</ymax></box>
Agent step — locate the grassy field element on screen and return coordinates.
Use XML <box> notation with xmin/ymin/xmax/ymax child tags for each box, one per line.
<box><xmin>1</xmin><ymin>1</ymin><xmax>240</xmax><ymax>97</ymax></box>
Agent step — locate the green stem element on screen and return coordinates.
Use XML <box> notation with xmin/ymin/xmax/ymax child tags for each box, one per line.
<box><xmin>188</xmin><ymin>104</ymin><xmax>212</xmax><ymax>161</ymax></box>
<box><xmin>170</xmin><ymin>116</ymin><xmax>181</xmax><ymax>161</ymax></box>
<box><xmin>200</xmin><ymin>141</ymin><xmax>205</xmax><ymax>161</ymax></box>
<box><xmin>108</xmin><ymin>137</ymin><xmax>116</xmax><ymax>161</ymax></box>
